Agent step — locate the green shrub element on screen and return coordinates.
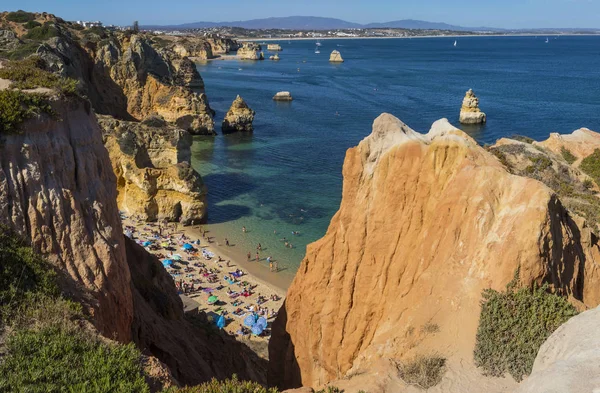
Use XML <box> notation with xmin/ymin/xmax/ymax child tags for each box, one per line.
<box><xmin>24</xmin><ymin>24</ymin><xmax>59</xmax><ymax>40</ymax></box>
<box><xmin>4</xmin><ymin>42</ymin><xmax>41</xmax><ymax>60</ymax></box>
<box><xmin>5</xmin><ymin>10</ymin><xmax>35</xmax><ymax>23</ymax></box>
<box><xmin>397</xmin><ymin>355</ymin><xmax>446</xmax><ymax>389</ymax></box>
<box><xmin>560</xmin><ymin>147</ymin><xmax>577</xmax><ymax>164</ymax></box>
<box><xmin>0</xmin><ymin>324</ymin><xmax>149</xmax><ymax>393</ymax></box>
<box><xmin>0</xmin><ymin>227</ymin><xmax>60</xmax><ymax>321</ymax></box>
<box><xmin>580</xmin><ymin>149</ymin><xmax>600</xmax><ymax>186</ymax></box>
<box><xmin>473</xmin><ymin>269</ymin><xmax>578</xmax><ymax>381</ymax></box>
<box><xmin>0</xmin><ymin>56</ymin><xmax>78</xmax><ymax>94</ymax></box>
<box><xmin>583</xmin><ymin>179</ymin><xmax>594</xmax><ymax>189</ymax></box>
<box><xmin>0</xmin><ymin>90</ymin><xmax>55</xmax><ymax>134</ymax></box>
<box><xmin>524</xmin><ymin>155</ymin><xmax>553</xmax><ymax>175</ymax></box>
<box><xmin>23</xmin><ymin>20</ymin><xmax>42</xmax><ymax>29</ymax></box>
<box><xmin>510</xmin><ymin>135</ymin><xmax>534</xmax><ymax>144</ymax></box>
<box><xmin>165</xmin><ymin>375</ymin><xmax>279</xmax><ymax>393</ymax></box>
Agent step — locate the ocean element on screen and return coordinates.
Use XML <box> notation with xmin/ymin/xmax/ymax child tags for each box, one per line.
<box><xmin>192</xmin><ymin>36</ymin><xmax>600</xmax><ymax>285</ymax></box>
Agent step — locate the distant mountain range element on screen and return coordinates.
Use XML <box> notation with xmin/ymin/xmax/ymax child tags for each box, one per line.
<box><xmin>143</xmin><ymin>16</ymin><xmax>503</xmax><ymax>32</ymax></box>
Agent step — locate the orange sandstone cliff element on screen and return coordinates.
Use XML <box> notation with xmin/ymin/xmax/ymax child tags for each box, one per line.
<box><xmin>269</xmin><ymin>114</ymin><xmax>600</xmax><ymax>392</ymax></box>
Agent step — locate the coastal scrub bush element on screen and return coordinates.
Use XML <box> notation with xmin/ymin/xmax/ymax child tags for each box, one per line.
<box><xmin>5</xmin><ymin>10</ymin><xmax>35</xmax><ymax>23</ymax></box>
<box><xmin>0</xmin><ymin>56</ymin><xmax>78</xmax><ymax>95</ymax></box>
<box><xmin>4</xmin><ymin>42</ymin><xmax>41</xmax><ymax>60</ymax></box>
<box><xmin>510</xmin><ymin>135</ymin><xmax>534</xmax><ymax>144</ymax></box>
<box><xmin>473</xmin><ymin>269</ymin><xmax>578</xmax><ymax>381</ymax></box>
<box><xmin>0</xmin><ymin>90</ymin><xmax>55</xmax><ymax>134</ymax></box>
<box><xmin>397</xmin><ymin>355</ymin><xmax>446</xmax><ymax>389</ymax></box>
<box><xmin>24</xmin><ymin>23</ymin><xmax>59</xmax><ymax>40</ymax></box>
<box><xmin>23</xmin><ymin>20</ymin><xmax>42</xmax><ymax>29</ymax></box>
<box><xmin>164</xmin><ymin>375</ymin><xmax>279</xmax><ymax>393</ymax></box>
<box><xmin>580</xmin><ymin>149</ymin><xmax>600</xmax><ymax>186</ymax></box>
<box><xmin>561</xmin><ymin>147</ymin><xmax>577</xmax><ymax>164</ymax></box>
<box><xmin>0</xmin><ymin>324</ymin><xmax>149</xmax><ymax>393</ymax></box>
<box><xmin>524</xmin><ymin>155</ymin><xmax>552</xmax><ymax>175</ymax></box>
<box><xmin>0</xmin><ymin>227</ymin><xmax>59</xmax><ymax>321</ymax></box>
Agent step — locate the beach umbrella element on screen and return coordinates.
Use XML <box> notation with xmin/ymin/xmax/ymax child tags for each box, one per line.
<box><xmin>208</xmin><ymin>295</ymin><xmax>218</xmax><ymax>305</ymax></box>
<box><xmin>161</xmin><ymin>242</ymin><xmax>169</xmax><ymax>248</ymax></box>
<box><xmin>255</xmin><ymin>317</ymin><xmax>268</xmax><ymax>330</ymax></box>
<box><xmin>172</xmin><ymin>254</ymin><xmax>182</xmax><ymax>261</ymax></box>
<box><xmin>143</xmin><ymin>241</ymin><xmax>152</xmax><ymax>247</ymax></box>
<box><xmin>162</xmin><ymin>259</ymin><xmax>173</xmax><ymax>267</ymax></box>
<box><xmin>216</xmin><ymin>315</ymin><xmax>226</xmax><ymax>330</ymax></box>
<box><xmin>182</xmin><ymin>243</ymin><xmax>194</xmax><ymax>251</ymax></box>
<box><xmin>251</xmin><ymin>324</ymin><xmax>265</xmax><ymax>336</ymax></box>
<box><xmin>243</xmin><ymin>314</ymin><xmax>255</xmax><ymax>327</ymax></box>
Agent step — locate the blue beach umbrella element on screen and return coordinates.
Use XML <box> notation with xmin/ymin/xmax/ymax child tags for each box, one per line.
<box><xmin>256</xmin><ymin>317</ymin><xmax>268</xmax><ymax>330</ymax></box>
<box><xmin>143</xmin><ymin>241</ymin><xmax>152</xmax><ymax>247</ymax></box>
<box><xmin>216</xmin><ymin>315</ymin><xmax>226</xmax><ymax>330</ymax></box>
<box><xmin>243</xmin><ymin>314</ymin><xmax>255</xmax><ymax>327</ymax></box>
<box><xmin>182</xmin><ymin>243</ymin><xmax>194</xmax><ymax>251</ymax></box>
<box><xmin>162</xmin><ymin>259</ymin><xmax>173</xmax><ymax>267</ymax></box>
<box><xmin>251</xmin><ymin>324</ymin><xmax>265</xmax><ymax>336</ymax></box>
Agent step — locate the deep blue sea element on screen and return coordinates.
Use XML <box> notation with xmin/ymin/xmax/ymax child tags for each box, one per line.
<box><xmin>192</xmin><ymin>36</ymin><xmax>600</xmax><ymax>283</ymax></box>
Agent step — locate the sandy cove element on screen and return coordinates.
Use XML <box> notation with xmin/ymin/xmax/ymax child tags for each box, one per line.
<box><xmin>122</xmin><ymin>214</ymin><xmax>288</xmax><ymax>352</ymax></box>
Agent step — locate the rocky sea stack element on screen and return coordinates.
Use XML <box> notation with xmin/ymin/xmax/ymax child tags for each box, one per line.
<box><xmin>222</xmin><ymin>95</ymin><xmax>256</xmax><ymax>134</ymax></box>
<box><xmin>273</xmin><ymin>91</ymin><xmax>293</xmax><ymax>101</ymax></box>
<box><xmin>329</xmin><ymin>50</ymin><xmax>344</xmax><ymax>63</ymax></box>
<box><xmin>459</xmin><ymin>88</ymin><xmax>486</xmax><ymax>124</ymax></box>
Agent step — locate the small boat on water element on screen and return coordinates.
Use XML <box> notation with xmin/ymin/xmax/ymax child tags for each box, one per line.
<box><xmin>545</xmin><ymin>37</ymin><xmax>549</xmax><ymax>43</ymax></box>
<box><xmin>315</xmin><ymin>48</ymin><xmax>321</xmax><ymax>54</ymax></box>
<box><xmin>453</xmin><ymin>40</ymin><xmax>457</xmax><ymax>47</ymax></box>
<box><xmin>316</xmin><ymin>40</ymin><xmax>322</xmax><ymax>47</ymax></box>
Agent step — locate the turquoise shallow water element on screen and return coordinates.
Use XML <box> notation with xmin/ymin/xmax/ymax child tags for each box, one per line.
<box><xmin>191</xmin><ymin>36</ymin><xmax>600</xmax><ymax>282</ymax></box>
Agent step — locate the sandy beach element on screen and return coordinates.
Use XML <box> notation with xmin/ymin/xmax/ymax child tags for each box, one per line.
<box><xmin>122</xmin><ymin>214</ymin><xmax>289</xmax><ymax>348</ymax></box>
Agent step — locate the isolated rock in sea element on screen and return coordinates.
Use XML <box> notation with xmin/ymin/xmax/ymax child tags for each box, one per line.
<box><xmin>329</xmin><ymin>50</ymin><xmax>344</xmax><ymax>62</ymax></box>
<box><xmin>273</xmin><ymin>91</ymin><xmax>293</xmax><ymax>101</ymax></box>
<box><xmin>515</xmin><ymin>305</ymin><xmax>600</xmax><ymax>393</ymax></box>
<box><xmin>222</xmin><ymin>95</ymin><xmax>256</xmax><ymax>134</ymax></box>
<box><xmin>459</xmin><ymin>89</ymin><xmax>486</xmax><ymax>124</ymax></box>
<box><xmin>269</xmin><ymin>114</ymin><xmax>600</xmax><ymax>391</ymax></box>
<box><xmin>238</xmin><ymin>42</ymin><xmax>265</xmax><ymax>60</ymax></box>
<box><xmin>99</xmin><ymin>115</ymin><xmax>207</xmax><ymax>224</ymax></box>
<box><xmin>269</xmin><ymin>53</ymin><xmax>280</xmax><ymax>61</ymax></box>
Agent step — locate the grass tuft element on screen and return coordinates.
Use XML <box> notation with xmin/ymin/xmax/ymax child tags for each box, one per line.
<box><xmin>397</xmin><ymin>355</ymin><xmax>446</xmax><ymax>389</ymax></box>
<box><xmin>560</xmin><ymin>147</ymin><xmax>577</xmax><ymax>164</ymax></box>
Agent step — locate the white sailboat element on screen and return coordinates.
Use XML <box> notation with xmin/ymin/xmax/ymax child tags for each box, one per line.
<box><xmin>545</xmin><ymin>37</ymin><xmax>549</xmax><ymax>43</ymax></box>
<box><xmin>316</xmin><ymin>40</ymin><xmax>322</xmax><ymax>47</ymax></box>
<box><xmin>453</xmin><ymin>40</ymin><xmax>457</xmax><ymax>47</ymax></box>
<box><xmin>315</xmin><ymin>46</ymin><xmax>321</xmax><ymax>54</ymax></box>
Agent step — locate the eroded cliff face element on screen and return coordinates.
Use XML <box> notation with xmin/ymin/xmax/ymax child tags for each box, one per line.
<box><xmin>269</xmin><ymin>114</ymin><xmax>600</xmax><ymax>391</ymax></box>
<box><xmin>0</xmin><ymin>97</ymin><xmax>134</xmax><ymax>342</ymax></box>
<box><xmin>99</xmin><ymin>115</ymin><xmax>207</xmax><ymax>224</ymax></box>
<box><xmin>37</xmin><ymin>31</ymin><xmax>215</xmax><ymax>134</ymax></box>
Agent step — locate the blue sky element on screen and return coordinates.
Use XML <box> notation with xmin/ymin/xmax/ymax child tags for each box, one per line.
<box><xmin>5</xmin><ymin>0</ymin><xmax>600</xmax><ymax>28</ymax></box>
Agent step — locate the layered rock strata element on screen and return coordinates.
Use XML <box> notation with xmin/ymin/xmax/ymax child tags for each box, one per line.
<box><xmin>99</xmin><ymin>115</ymin><xmax>207</xmax><ymax>224</ymax></box>
<box><xmin>37</xmin><ymin>31</ymin><xmax>216</xmax><ymax>134</ymax></box>
<box><xmin>222</xmin><ymin>95</ymin><xmax>256</xmax><ymax>134</ymax></box>
<box><xmin>0</xmin><ymin>97</ymin><xmax>134</xmax><ymax>342</ymax></box>
<box><xmin>269</xmin><ymin>114</ymin><xmax>600</xmax><ymax>391</ymax></box>
<box><xmin>459</xmin><ymin>89</ymin><xmax>486</xmax><ymax>124</ymax></box>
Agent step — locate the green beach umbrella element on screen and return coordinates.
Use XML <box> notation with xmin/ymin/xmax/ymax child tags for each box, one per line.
<box><xmin>208</xmin><ymin>295</ymin><xmax>218</xmax><ymax>305</ymax></box>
